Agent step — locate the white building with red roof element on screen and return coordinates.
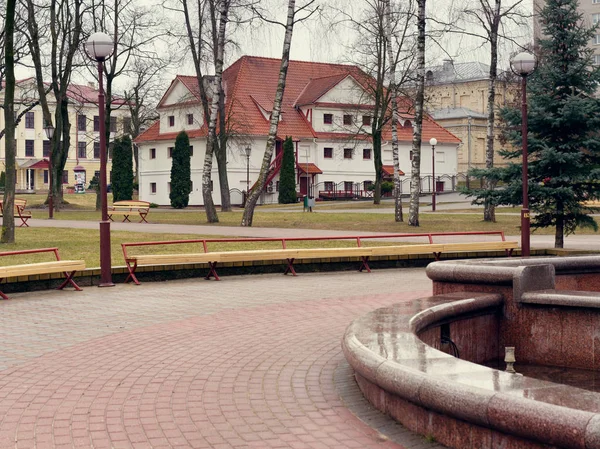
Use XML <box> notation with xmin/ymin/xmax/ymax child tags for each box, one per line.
<box><xmin>0</xmin><ymin>78</ymin><xmax>131</xmax><ymax>193</ymax></box>
<box><xmin>136</xmin><ymin>56</ymin><xmax>461</xmax><ymax>206</ymax></box>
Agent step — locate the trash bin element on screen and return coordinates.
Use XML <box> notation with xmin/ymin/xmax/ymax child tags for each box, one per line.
<box><xmin>307</xmin><ymin>196</ymin><xmax>315</xmax><ymax>212</ymax></box>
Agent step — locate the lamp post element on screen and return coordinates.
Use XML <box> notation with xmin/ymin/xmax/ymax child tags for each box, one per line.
<box><xmin>43</xmin><ymin>122</ymin><xmax>54</xmax><ymax>219</ymax></box>
<box><xmin>430</xmin><ymin>137</ymin><xmax>437</xmax><ymax>211</ymax></box>
<box><xmin>245</xmin><ymin>146</ymin><xmax>251</xmax><ymax>194</ymax></box>
<box><xmin>85</xmin><ymin>32</ymin><xmax>114</xmax><ymax>287</ymax></box>
<box><xmin>510</xmin><ymin>51</ymin><xmax>536</xmax><ymax>257</ymax></box>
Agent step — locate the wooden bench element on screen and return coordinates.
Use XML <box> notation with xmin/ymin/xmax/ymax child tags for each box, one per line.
<box><xmin>122</xmin><ymin>237</ymin><xmax>518</xmax><ymax>284</ymax></box>
<box><xmin>108</xmin><ymin>200</ymin><xmax>150</xmax><ymax>223</ymax></box>
<box><xmin>0</xmin><ymin>199</ymin><xmax>32</xmax><ymax>227</ymax></box>
<box><xmin>0</xmin><ymin>248</ymin><xmax>85</xmax><ymax>299</ymax></box>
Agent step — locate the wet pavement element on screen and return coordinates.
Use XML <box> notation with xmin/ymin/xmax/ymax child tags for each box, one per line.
<box><xmin>0</xmin><ymin>269</ymin><xmax>447</xmax><ymax>449</ymax></box>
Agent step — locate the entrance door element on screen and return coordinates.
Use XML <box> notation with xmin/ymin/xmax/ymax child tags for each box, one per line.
<box><xmin>300</xmin><ymin>177</ymin><xmax>309</xmax><ymax>196</ymax></box>
<box><xmin>27</xmin><ymin>169</ymin><xmax>35</xmax><ymax>190</ymax></box>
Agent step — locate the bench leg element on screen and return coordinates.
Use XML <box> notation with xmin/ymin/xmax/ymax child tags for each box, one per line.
<box><xmin>124</xmin><ymin>261</ymin><xmax>140</xmax><ymax>285</ymax></box>
<box><xmin>506</xmin><ymin>248</ymin><xmax>514</xmax><ymax>257</ymax></box>
<box><xmin>139</xmin><ymin>214</ymin><xmax>149</xmax><ymax>223</ymax></box>
<box><xmin>57</xmin><ymin>271</ymin><xmax>82</xmax><ymax>291</ymax></box>
<box><xmin>19</xmin><ymin>218</ymin><xmax>29</xmax><ymax>227</ymax></box>
<box><xmin>284</xmin><ymin>258</ymin><xmax>297</xmax><ymax>276</ymax></box>
<box><xmin>359</xmin><ymin>256</ymin><xmax>371</xmax><ymax>273</ymax></box>
<box><xmin>122</xmin><ymin>215</ymin><xmax>131</xmax><ymax>223</ymax></box>
<box><xmin>205</xmin><ymin>262</ymin><xmax>220</xmax><ymax>281</ymax></box>
<box><xmin>108</xmin><ymin>215</ymin><xmax>114</xmax><ymax>222</ymax></box>
<box><xmin>433</xmin><ymin>252</ymin><xmax>442</xmax><ymax>261</ymax></box>
<box><xmin>0</xmin><ymin>279</ymin><xmax>8</xmax><ymax>300</ymax></box>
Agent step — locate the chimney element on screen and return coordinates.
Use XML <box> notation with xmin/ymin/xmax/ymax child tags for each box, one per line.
<box><xmin>442</xmin><ymin>59</ymin><xmax>454</xmax><ymax>74</ymax></box>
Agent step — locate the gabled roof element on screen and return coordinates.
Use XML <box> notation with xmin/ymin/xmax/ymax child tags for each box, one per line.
<box><xmin>135</xmin><ymin>120</ymin><xmax>208</xmax><ymax>142</ymax></box>
<box><xmin>294</xmin><ymin>73</ymin><xmax>350</xmax><ymax>107</ymax></box>
<box><xmin>296</xmin><ymin>162</ymin><xmax>323</xmax><ymax>174</ymax></box>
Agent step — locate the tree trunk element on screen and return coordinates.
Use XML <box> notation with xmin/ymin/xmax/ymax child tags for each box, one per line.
<box><xmin>483</xmin><ymin>3</ymin><xmax>500</xmax><ymax>223</ymax></box>
<box><xmin>408</xmin><ymin>0</ymin><xmax>426</xmax><ymax>227</ymax></box>
<box><xmin>384</xmin><ymin>0</ymin><xmax>402</xmax><ymax>222</ymax></box>
<box><xmin>373</xmin><ymin>130</ymin><xmax>383</xmax><ymax>204</ymax></box>
<box><xmin>216</xmin><ymin>84</ymin><xmax>231</xmax><ymax>212</ymax></box>
<box><xmin>241</xmin><ymin>0</ymin><xmax>296</xmax><ymax>227</ymax></box>
<box><xmin>555</xmin><ymin>201</ymin><xmax>564</xmax><ymax>248</ymax></box>
<box><xmin>2</xmin><ymin>0</ymin><xmax>16</xmax><ymax>243</ymax></box>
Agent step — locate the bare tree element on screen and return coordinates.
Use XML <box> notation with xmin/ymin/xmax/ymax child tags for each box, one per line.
<box><xmin>241</xmin><ymin>0</ymin><xmax>317</xmax><ymax>226</ymax></box>
<box><xmin>1</xmin><ymin>0</ymin><xmax>16</xmax><ymax>243</ymax></box>
<box><xmin>407</xmin><ymin>0</ymin><xmax>426</xmax><ymax>227</ymax></box>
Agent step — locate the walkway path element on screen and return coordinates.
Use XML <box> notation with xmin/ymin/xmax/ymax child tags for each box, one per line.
<box><xmin>0</xmin><ymin>269</ymin><xmax>445</xmax><ymax>449</ymax></box>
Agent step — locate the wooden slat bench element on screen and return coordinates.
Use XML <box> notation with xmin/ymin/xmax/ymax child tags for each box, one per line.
<box><xmin>122</xmin><ymin>234</ymin><xmax>518</xmax><ymax>284</ymax></box>
<box><xmin>0</xmin><ymin>248</ymin><xmax>85</xmax><ymax>299</ymax></box>
<box><xmin>0</xmin><ymin>199</ymin><xmax>32</xmax><ymax>227</ymax></box>
<box><xmin>108</xmin><ymin>200</ymin><xmax>150</xmax><ymax>223</ymax></box>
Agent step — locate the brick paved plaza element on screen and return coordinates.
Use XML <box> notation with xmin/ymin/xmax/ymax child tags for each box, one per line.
<box><xmin>0</xmin><ymin>269</ymin><xmax>445</xmax><ymax>449</ymax></box>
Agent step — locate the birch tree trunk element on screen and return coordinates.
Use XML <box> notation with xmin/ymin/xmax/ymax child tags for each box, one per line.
<box><xmin>408</xmin><ymin>0</ymin><xmax>426</xmax><ymax>227</ymax></box>
<box><xmin>483</xmin><ymin>0</ymin><xmax>500</xmax><ymax>223</ymax></box>
<box><xmin>241</xmin><ymin>0</ymin><xmax>296</xmax><ymax>227</ymax></box>
<box><xmin>2</xmin><ymin>0</ymin><xmax>16</xmax><ymax>243</ymax></box>
<box><xmin>202</xmin><ymin>0</ymin><xmax>230</xmax><ymax>223</ymax></box>
<box><xmin>384</xmin><ymin>0</ymin><xmax>403</xmax><ymax>222</ymax></box>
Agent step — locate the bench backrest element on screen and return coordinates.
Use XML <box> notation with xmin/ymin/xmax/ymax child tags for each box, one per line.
<box><xmin>112</xmin><ymin>200</ymin><xmax>150</xmax><ymax>209</ymax></box>
<box><xmin>0</xmin><ymin>199</ymin><xmax>27</xmax><ymax>213</ymax></box>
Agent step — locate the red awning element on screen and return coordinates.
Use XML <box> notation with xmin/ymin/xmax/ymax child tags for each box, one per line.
<box><xmin>296</xmin><ymin>162</ymin><xmax>323</xmax><ymax>175</ymax></box>
<box><xmin>28</xmin><ymin>159</ymin><xmax>49</xmax><ymax>169</ymax></box>
<box><xmin>382</xmin><ymin>165</ymin><xmax>405</xmax><ymax>176</ymax></box>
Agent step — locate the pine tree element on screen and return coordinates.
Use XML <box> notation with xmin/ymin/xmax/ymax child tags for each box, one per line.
<box><xmin>111</xmin><ymin>136</ymin><xmax>134</xmax><ymax>202</ymax></box>
<box><xmin>278</xmin><ymin>137</ymin><xmax>296</xmax><ymax>204</ymax></box>
<box><xmin>170</xmin><ymin>131</ymin><xmax>191</xmax><ymax>209</ymax></box>
<box><xmin>465</xmin><ymin>0</ymin><xmax>600</xmax><ymax>248</ymax></box>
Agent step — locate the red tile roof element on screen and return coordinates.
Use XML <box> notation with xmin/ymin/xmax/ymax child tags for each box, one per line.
<box><xmin>135</xmin><ymin>120</ymin><xmax>208</xmax><ymax>143</ymax></box>
<box><xmin>296</xmin><ymin>162</ymin><xmax>323</xmax><ymax>174</ymax></box>
<box><xmin>382</xmin><ymin>165</ymin><xmax>405</xmax><ymax>176</ymax></box>
<box><xmin>137</xmin><ymin>55</ymin><xmax>460</xmax><ymax>145</ymax></box>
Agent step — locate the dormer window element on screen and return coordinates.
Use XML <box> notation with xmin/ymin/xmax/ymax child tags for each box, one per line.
<box><xmin>323</xmin><ymin>113</ymin><xmax>333</xmax><ymax>124</ymax></box>
<box><xmin>187</xmin><ymin>114</ymin><xmax>194</xmax><ymax>125</ymax></box>
<box><xmin>343</xmin><ymin>115</ymin><xmax>353</xmax><ymax>125</ymax></box>
<box><xmin>168</xmin><ymin>116</ymin><xmax>175</xmax><ymax>127</ymax></box>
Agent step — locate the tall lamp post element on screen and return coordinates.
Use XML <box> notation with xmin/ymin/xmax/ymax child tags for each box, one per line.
<box><xmin>510</xmin><ymin>51</ymin><xmax>536</xmax><ymax>257</ymax></box>
<box><xmin>430</xmin><ymin>137</ymin><xmax>437</xmax><ymax>211</ymax></box>
<box><xmin>85</xmin><ymin>32</ymin><xmax>114</xmax><ymax>287</ymax></box>
<box><xmin>245</xmin><ymin>147</ymin><xmax>251</xmax><ymax>194</ymax></box>
<box><xmin>43</xmin><ymin>122</ymin><xmax>54</xmax><ymax>219</ymax></box>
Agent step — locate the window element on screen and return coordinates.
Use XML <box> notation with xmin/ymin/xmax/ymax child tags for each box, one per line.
<box><xmin>362</xmin><ymin>115</ymin><xmax>371</xmax><ymax>126</ymax></box>
<box><xmin>110</xmin><ymin>116</ymin><xmax>117</xmax><ymax>133</ymax></box>
<box><xmin>123</xmin><ymin>117</ymin><xmax>132</xmax><ymax>134</ymax></box>
<box><xmin>168</xmin><ymin>115</ymin><xmax>175</xmax><ymax>127</ymax></box>
<box><xmin>187</xmin><ymin>114</ymin><xmax>194</xmax><ymax>125</ymax></box>
<box><xmin>94</xmin><ymin>142</ymin><xmax>100</xmax><ymax>159</ymax></box>
<box><xmin>43</xmin><ymin>170</ymin><xmax>48</xmax><ymax>184</ymax></box>
<box><xmin>594</xmin><ymin>0</ymin><xmax>600</xmax><ymax>5</ymax></box>
<box><xmin>168</xmin><ymin>147</ymin><xmax>174</xmax><ymax>158</ymax></box>
<box><xmin>324</xmin><ymin>147</ymin><xmax>333</xmax><ymax>158</ymax></box>
<box><xmin>25</xmin><ymin>112</ymin><xmax>34</xmax><ymax>129</ymax></box>
<box><xmin>78</xmin><ymin>142</ymin><xmax>87</xmax><ymax>159</ymax></box>
<box><xmin>363</xmin><ymin>148</ymin><xmax>371</xmax><ymax>160</ymax></box>
<box><xmin>363</xmin><ymin>180</ymin><xmax>373</xmax><ymax>191</ymax></box>
<box><xmin>323</xmin><ymin>113</ymin><xmax>333</xmax><ymax>124</ymax></box>
<box><xmin>150</xmin><ymin>148</ymin><xmax>156</xmax><ymax>159</ymax></box>
<box><xmin>25</xmin><ymin>140</ymin><xmax>34</xmax><ymax>157</ymax></box>
<box><xmin>344</xmin><ymin>181</ymin><xmax>353</xmax><ymax>192</ymax></box>
<box><xmin>150</xmin><ymin>182</ymin><xmax>157</xmax><ymax>193</ymax></box>
<box><xmin>43</xmin><ymin>140</ymin><xmax>51</xmax><ymax>158</ymax></box>
<box><xmin>594</xmin><ymin>55</ymin><xmax>600</xmax><ymax>65</ymax></box>
<box><xmin>94</xmin><ymin>171</ymin><xmax>100</xmax><ymax>181</ymax></box>
<box><xmin>344</xmin><ymin>148</ymin><xmax>353</xmax><ymax>159</ymax></box>
<box><xmin>594</xmin><ymin>34</ymin><xmax>600</xmax><ymax>45</ymax></box>
<box><xmin>62</xmin><ymin>171</ymin><xmax>69</xmax><ymax>184</ymax></box>
<box><xmin>189</xmin><ymin>146</ymin><xmax>193</xmax><ymax>157</ymax></box>
<box><xmin>324</xmin><ymin>181</ymin><xmax>334</xmax><ymax>191</ymax></box>
<box><xmin>77</xmin><ymin>114</ymin><xmax>86</xmax><ymax>131</ymax></box>
<box><xmin>593</xmin><ymin>13</ymin><xmax>600</xmax><ymax>24</ymax></box>
<box><xmin>436</xmin><ymin>151</ymin><xmax>445</xmax><ymax>163</ymax></box>
<box><xmin>343</xmin><ymin>114</ymin><xmax>353</xmax><ymax>125</ymax></box>
<box><xmin>94</xmin><ymin>116</ymin><xmax>100</xmax><ymax>132</ymax></box>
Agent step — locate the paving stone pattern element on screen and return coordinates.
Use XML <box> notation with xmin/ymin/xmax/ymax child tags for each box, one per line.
<box><xmin>0</xmin><ymin>269</ymin><xmax>445</xmax><ymax>449</ymax></box>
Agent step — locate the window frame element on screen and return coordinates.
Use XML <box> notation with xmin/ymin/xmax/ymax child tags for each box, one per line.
<box><xmin>150</xmin><ymin>148</ymin><xmax>156</xmax><ymax>159</ymax></box>
<box><xmin>323</xmin><ymin>113</ymin><xmax>333</xmax><ymax>124</ymax></box>
<box><xmin>343</xmin><ymin>114</ymin><xmax>353</xmax><ymax>126</ymax></box>
<box><xmin>77</xmin><ymin>114</ymin><xmax>87</xmax><ymax>132</ymax></box>
<box><xmin>362</xmin><ymin>115</ymin><xmax>371</xmax><ymax>126</ymax></box>
<box><xmin>363</xmin><ymin>148</ymin><xmax>371</xmax><ymax>160</ymax></box>
<box><xmin>187</xmin><ymin>113</ymin><xmax>194</xmax><ymax>125</ymax></box>
<box><xmin>168</xmin><ymin>115</ymin><xmax>175</xmax><ymax>127</ymax></box>
<box><xmin>343</xmin><ymin>148</ymin><xmax>353</xmax><ymax>159</ymax></box>
<box><xmin>43</xmin><ymin>140</ymin><xmax>51</xmax><ymax>158</ymax></box>
<box><xmin>324</xmin><ymin>181</ymin><xmax>334</xmax><ymax>191</ymax></box>
<box><xmin>25</xmin><ymin>140</ymin><xmax>35</xmax><ymax>157</ymax></box>
<box><xmin>94</xmin><ymin>116</ymin><xmax>100</xmax><ymax>132</ymax></box>
<box><xmin>150</xmin><ymin>182</ymin><xmax>157</xmax><ymax>194</ymax></box>
<box><xmin>168</xmin><ymin>147</ymin><xmax>174</xmax><ymax>158</ymax></box>
<box><xmin>77</xmin><ymin>141</ymin><xmax>87</xmax><ymax>159</ymax></box>
<box><xmin>93</xmin><ymin>142</ymin><xmax>101</xmax><ymax>159</ymax></box>
<box><xmin>323</xmin><ymin>147</ymin><xmax>333</xmax><ymax>159</ymax></box>
<box><xmin>25</xmin><ymin>111</ymin><xmax>35</xmax><ymax>129</ymax></box>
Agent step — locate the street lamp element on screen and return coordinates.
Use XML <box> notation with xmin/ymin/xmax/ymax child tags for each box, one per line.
<box><xmin>510</xmin><ymin>51</ymin><xmax>536</xmax><ymax>257</ymax></box>
<box><xmin>85</xmin><ymin>31</ymin><xmax>114</xmax><ymax>287</ymax></box>
<box><xmin>43</xmin><ymin>121</ymin><xmax>54</xmax><ymax>219</ymax></box>
<box><xmin>430</xmin><ymin>137</ymin><xmax>437</xmax><ymax>211</ymax></box>
<box><xmin>245</xmin><ymin>146</ymin><xmax>251</xmax><ymax>194</ymax></box>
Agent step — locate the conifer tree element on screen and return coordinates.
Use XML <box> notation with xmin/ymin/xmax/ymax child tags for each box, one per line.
<box><xmin>170</xmin><ymin>131</ymin><xmax>191</xmax><ymax>209</ymax></box>
<box><xmin>278</xmin><ymin>137</ymin><xmax>297</xmax><ymax>204</ymax></box>
<box><xmin>465</xmin><ymin>0</ymin><xmax>600</xmax><ymax>248</ymax></box>
<box><xmin>111</xmin><ymin>136</ymin><xmax>134</xmax><ymax>202</ymax></box>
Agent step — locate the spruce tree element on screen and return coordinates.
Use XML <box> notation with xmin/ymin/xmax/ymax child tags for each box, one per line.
<box><xmin>278</xmin><ymin>136</ymin><xmax>297</xmax><ymax>204</ymax></box>
<box><xmin>170</xmin><ymin>131</ymin><xmax>191</xmax><ymax>209</ymax></box>
<box><xmin>465</xmin><ymin>0</ymin><xmax>600</xmax><ymax>248</ymax></box>
<box><xmin>111</xmin><ymin>136</ymin><xmax>134</xmax><ymax>202</ymax></box>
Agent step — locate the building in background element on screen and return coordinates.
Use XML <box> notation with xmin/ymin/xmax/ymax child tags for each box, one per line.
<box><xmin>136</xmin><ymin>55</ymin><xmax>460</xmax><ymax>206</ymax></box>
<box><xmin>0</xmin><ymin>78</ymin><xmax>131</xmax><ymax>193</ymax></box>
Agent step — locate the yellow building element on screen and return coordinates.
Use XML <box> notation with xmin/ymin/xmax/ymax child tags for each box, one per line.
<box><xmin>0</xmin><ymin>79</ymin><xmax>131</xmax><ymax>193</ymax></box>
<box><xmin>424</xmin><ymin>60</ymin><xmax>518</xmax><ymax>175</ymax></box>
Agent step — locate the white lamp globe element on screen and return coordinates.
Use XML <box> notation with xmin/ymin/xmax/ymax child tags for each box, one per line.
<box><xmin>510</xmin><ymin>52</ymin><xmax>536</xmax><ymax>76</ymax></box>
<box><xmin>429</xmin><ymin>137</ymin><xmax>438</xmax><ymax>146</ymax></box>
<box><xmin>85</xmin><ymin>32</ymin><xmax>114</xmax><ymax>61</ymax></box>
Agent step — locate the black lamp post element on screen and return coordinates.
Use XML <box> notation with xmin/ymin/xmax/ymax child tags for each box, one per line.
<box><xmin>85</xmin><ymin>31</ymin><xmax>114</xmax><ymax>287</ymax></box>
<box><xmin>245</xmin><ymin>146</ymin><xmax>251</xmax><ymax>193</ymax></box>
<box><xmin>43</xmin><ymin>122</ymin><xmax>54</xmax><ymax>219</ymax></box>
<box><xmin>510</xmin><ymin>51</ymin><xmax>536</xmax><ymax>257</ymax></box>
<box><xmin>430</xmin><ymin>137</ymin><xmax>437</xmax><ymax>211</ymax></box>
